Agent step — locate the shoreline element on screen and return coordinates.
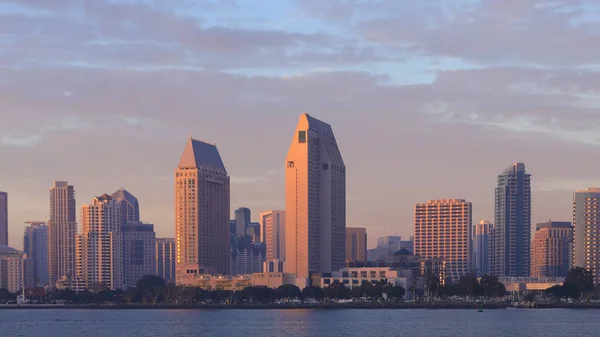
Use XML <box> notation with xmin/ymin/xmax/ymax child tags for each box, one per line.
<box><xmin>1</xmin><ymin>302</ymin><xmax>599</xmax><ymax>310</ymax></box>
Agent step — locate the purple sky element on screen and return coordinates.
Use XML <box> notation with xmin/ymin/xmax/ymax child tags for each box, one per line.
<box><xmin>2</xmin><ymin>0</ymin><xmax>600</xmax><ymax>250</ymax></box>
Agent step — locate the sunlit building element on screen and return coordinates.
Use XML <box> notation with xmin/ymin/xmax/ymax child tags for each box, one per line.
<box><xmin>531</xmin><ymin>221</ymin><xmax>572</xmax><ymax>278</ymax></box>
<box><xmin>346</xmin><ymin>227</ymin><xmax>367</xmax><ymax>263</ymax></box>
<box><xmin>473</xmin><ymin>220</ymin><xmax>492</xmax><ymax>276</ymax></box>
<box><xmin>0</xmin><ymin>245</ymin><xmax>23</xmax><ymax>293</ymax></box>
<box><xmin>156</xmin><ymin>238</ymin><xmax>176</xmax><ymax>283</ymax></box>
<box><xmin>48</xmin><ymin>181</ymin><xmax>77</xmax><ymax>288</ymax></box>
<box><xmin>260</xmin><ymin>210</ymin><xmax>286</xmax><ymax>262</ymax></box>
<box><xmin>573</xmin><ymin>188</ymin><xmax>600</xmax><ymax>283</ymax></box>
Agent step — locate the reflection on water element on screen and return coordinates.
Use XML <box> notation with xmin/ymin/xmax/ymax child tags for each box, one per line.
<box><xmin>1</xmin><ymin>308</ymin><xmax>599</xmax><ymax>337</ymax></box>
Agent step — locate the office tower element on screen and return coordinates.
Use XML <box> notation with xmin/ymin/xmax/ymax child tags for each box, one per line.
<box><xmin>80</xmin><ymin>194</ymin><xmax>122</xmax><ymax>290</ymax></box>
<box><xmin>414</xmin><ymin>199</ymin><xmax>472</xmax><ymax>283</ymax></box>
<box><xmin>260</xmin><ymin>210</ymin><xmax>286</xmax><ymax>262</ymax></box>
<box><xmin>285</xmin><ymin>113</ymin><xmax>346</xmax><ymax>284</ymax></box>
<box><xmin>573</xmin><ymin>188</ymin><xmax>600</xmax><ymax>283</ymax></box>
<box><xmin>156</xmin><ymin>238</ymin><xmax>176</xmax><ymax>283</ymax></box>
<box><xmin>0</xmin><ymin>192</ymin><xmax>7</xmax><ymax>246</ymax></box>
<box><xmin>531</xmin><ymin>221</ymin><xmax>572</xmax><ymax>278</ymax></box>
<box><xmin>491</xmin><ymin>163</ymin><xmax>532</xmax><ymax>277</ymax></box>
<box><xmin>0</xmin><ymin>245</ymin><xmax>23</xmax><ymax>293</ymax></box>
<box><xmin>401</xmin><ymin>236</ymin><xmax>414</xmax><ymax>255</ymax></box>
<box><xmin>376</xmin><ymin>236</ymin><xmax>402</xmax><ymax>259</ymax></box>
<box><xmin>346</xmin><ymin>227</ymin><xmax>367</xmax><ymax>262</ymax></box>
<box><xmin>473</xmin><ymin>220</ymin><xmax>493</xmax><ymax>276</ymax></box>
<box><xmin>175</xmin><ymin>138</ymin><xmax>230</xmax><ymax>285</ymax></box>
<box><xmin>23</xmin><ymin>222</ymin><xmax>49</xmax><ymax>287</ymax></box>
<box><xmin>230</xmin><ymin>237</ymin><xmax>265</xmax><ymax>275</ymax></box>
<box><xmin>235</xmin><ymin>207</ymin><xmax>251</xmax><ymax>236</ymax></box>
<box><xmin>247</xmin><ymin>222</ymin><xmax>261</xmax><ymax>242</ymax></box>
<box><xmin>48</xmin><ymin>181</ymin><xmax>77</xmax><ymax>288</ymax></box>
<box><xmin>111</xmin><ymin>188</ymin><xmax>140</xmax><ymax>226</ymax></box>
<box><xmin>122</xmin><ymin>222</ymin><xmax>156</xmax><ymax>289</ymax></box>
<box><xmin>229</xmin><ymin>220</ymin><xmax>236</xmax><ymax>236</ymax></box>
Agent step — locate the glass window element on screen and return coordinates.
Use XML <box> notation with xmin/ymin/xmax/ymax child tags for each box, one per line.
<box><xmin>298</xmin><ymin>131</ymin><xmax>306</xmax><ymax>143</ymax></box>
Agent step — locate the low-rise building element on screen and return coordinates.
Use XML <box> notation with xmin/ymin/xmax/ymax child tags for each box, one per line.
<box><xmin>320</xmin><ymin>267</ymin><xmax>409</xmax><ymax>296</ymax></box>
<box><xmin>195</xmin><ymin>274</ymin><xmax>252</xmax><ymax>292</ymax></box>
<box><xmin>499</xmin><ymin>277</ymin><xmax>564</xmax><ymax>293</ymax></box>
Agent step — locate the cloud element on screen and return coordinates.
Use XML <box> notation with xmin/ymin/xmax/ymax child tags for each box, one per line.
<box><xmin>1</xmin><ymin>134</ymin><xmax>42</xmax><ymax>147</ymax></box>
<box><xmin>115</xmin><ymin>115</ymin><xmax>158</xmax><ymax>127</ymax></box>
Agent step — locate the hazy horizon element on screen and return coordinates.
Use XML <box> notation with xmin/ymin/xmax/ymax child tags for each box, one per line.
<box><xmin>2</xmin><ymin>0</ymin><xmax>599</xmax><ymax>250</ymax></box>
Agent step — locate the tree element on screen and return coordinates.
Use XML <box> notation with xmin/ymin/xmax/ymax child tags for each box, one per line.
<box><xmin>301</xmin><ymin>286</ymin><xmax>324</xmax><ymax>300</ymax></box>
<box><xmin>275</xmin><ymin>284</ymin><xmax>301</xmax><ymax>299</ymax></box>
<box><xmin>383</xmin><ymin>284</ymin><xmax>405</xmax><ymax>301</ymax></box>
<box><xmin>456</xmin><ymin>275</ymin><xmax>481</xmax><ymax>297</ymax></box>
<box><xmin>425</xmin><ymin>273</ymin><xmax>441</xmax><ymax>298</ymax></box>
<box><xmin>564</xmin><ymin>267</ymin><xmax>594</xmax><ymax>299</ymax></box>
<box><xmin>479</xmin><ymin>274</ymin><xmax>506</xmax><ymax>298</ymax></box>
<box><xmin>136</xmin><ymin>275</ymin><xmax>166</xmax><ymax>289</ymax></box>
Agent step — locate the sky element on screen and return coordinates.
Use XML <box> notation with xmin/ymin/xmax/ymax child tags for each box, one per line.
<box><xmin>2</xmin><ymin>0</ymin><xmax>600</xmax><ymax>250</ymax></box>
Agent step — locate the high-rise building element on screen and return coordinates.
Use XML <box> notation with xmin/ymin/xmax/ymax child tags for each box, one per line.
<box><xmin>175</xmin><ymin>138</ymin><xmax>230</xmax><ymax>285</ymax></box>
<box><xmin>246</xmin><ymin>222</ymin><xmax>261</xmax><ymax>243</ymax></box>
<box><xmin>260</xmin><ymin>210</ymin><xmax>286</xmax><ymax>262</ymax></box>
<box><xmin>0</xmin><ymin>245</ymin><xmax>23</xmax><ymax>293</ymax></box>
<box><xmin>376</xmin><ymin>236</ymin><xmax>403</xmax><ymax>259</ymax></box>
<box><xmin>491</xmin><ymin>163</ymin><xmax>531</xmax><ymax>277</ymax></box>
<box><xmin>414</xmin><ymin>199</ymin><xmax>472</xmax><ymax>283</ymax></box>
<box><xmin>80</xmin><ymin>194</ymin><xmax>122</xmax><ymax>290</ymax></box>
<box><xmin>531</xmin><ymin>221</ymin><xmax>572</xmax><ymax>278</ymax></box>
<box><xmin>0</xmin><ymin>192</ymin><xmax>7</xmax><ymax>246</ymax></box>
<box><xmin>346</xmin><ymin>227</ymin><xmax>367</xmax><ymax>263</ymax></box>
<box><xmin>235</xmin><ymin>207</ymin><xmax>251</xmax><ymax>236</ymax></box>
<box><xmin>473</xmin><ymin>220</ymin><xmax>493</xmax><ymax>276</ymax></box>
<box><xmin>230</xmin><ymin>236</ymin><xmax>265</xmax><ymax>276</ymax></box>
<box><xmin>573</xmin><ymin>188</ymin><xmax>600</xmax><ymax>283</ymax></box>
<box><xmin>48</xmin><ymin>181</ymin><xmax>77</xmax><ymax>288</ymax></box>
<box><xmin>111</xmin><ymin>188</ymin><xmax>140</xmax><ymax>226</ymax></box>
<box><xmin>285</xmin><ymin>114</ymin><xmax>346</xmax><ymax>285</ymax></box>
<box><xmin>156</xmin><ymin>238</ymin><xmax>176</xmax><ymax>283</ymax></box>
<box><xmin>23</xmin><ymin>222</ymin><xmax>48</xmax><ymax>287</ymax></box>
<box><xmin>122</xmin><ymin>222</ymin><xmax>156</xmax><ymax>289</ymax></box>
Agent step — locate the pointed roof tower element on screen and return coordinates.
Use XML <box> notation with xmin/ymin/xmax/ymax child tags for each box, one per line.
<box><xmin>178</xmin><ymin>138</ymin><xmax>227</xmax><ymax>175</ymax></box>
<box><xmin>111</xmin><ymin>188</ymin><xmax>139</xmax><ymax>207</ymax></box>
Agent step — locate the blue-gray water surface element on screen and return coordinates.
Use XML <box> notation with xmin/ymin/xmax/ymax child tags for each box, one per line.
<box><xmin>1</xmin><ymin>309</ymin><xmax>597</xmax><ymax>337</ymax></box>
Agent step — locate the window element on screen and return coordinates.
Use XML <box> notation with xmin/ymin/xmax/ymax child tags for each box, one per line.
<box><xmin>323</xmin><ymin>164</ymin><xmax>329</xmax><ymax>170</ymax></box>
<box><xmin>287</xmin><ymin>161</ymin><xmax>295</xmax><ymax>168</ymax></box>
<box><xmin>298</xmin><ymin>131</ymin><xmax>306</xmax><ymax>143</ymax></box>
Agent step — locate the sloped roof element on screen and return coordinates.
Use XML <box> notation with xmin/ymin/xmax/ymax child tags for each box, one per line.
<box><xmin>178</xmin><ymin>138</ymin><xmax>227</xmax><ymax>175</ymax></box>
<box><xmin>111</xmin><ymin>188</ymin><xmax>138</xmax><ymax>206</ymax></box>
<box><xmin>0</xmin><ymin>245</ymin><xmax>20</xmax><ymax>254</ymax></box>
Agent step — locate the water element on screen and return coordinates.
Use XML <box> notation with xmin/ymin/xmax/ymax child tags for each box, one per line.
<box><xmin>1</xmin><ymin>309</ymin><xmax>598</xmax><ymax>337</ymax></box>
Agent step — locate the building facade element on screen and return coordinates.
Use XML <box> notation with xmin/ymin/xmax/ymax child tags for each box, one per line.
<box><xmin>491</xmin><ymin>163</ymin><xmax>531</xmax><ymax>277</ymax></box>
<box><xmin>23</xmin><ymin>222</ymin><xmax>48</xmax><ymax>287</ymax></box>
<box><xmin>175</xmin><ymin>138</ymin><xmax>230</xmax><ymax>285</ymax></box>
<box><xmin>122</xmin><ymin>222</ymin><xmax>156</xmax><ymax>289</ymax></box>
<box><xmin>235</xmin><ymin>207</ymin><xmax>251</xmax><ymax>237</ymax></box>
<box><xmin>0</xmin><ymin>245</ymin><xmax>23</xmax><ymax>293</ymax></box>
<box><xmin>111</xmin><ymin>188</ymin><xmax>140</xmax><ymax>226</ymax></box>
<box><xmin>230</xmin><ymin>236</ymin><xmax>265</xmax><ymax>276</ymax></box>
<box><xmin>285</xmin><ymin>114</ymin><xmax>346</xmax><ymax>284</ymax></box>
<box><xmin>80</xmin><ymin>194</ymin><xmax>123</xmax><ymax>290</ymax></box>
<box><xmin>156</xmin><ymin>238</ymin><xmax>176</xmax><ymax>283</ymax></box>
<box><xmin>573</xmin><ymin>188</ymin><xmax>600</xmax><ymax>283</ymax></box>
<box><xmin>48</xmin><ymin>181</ymin><xmax>77</xmax><ymax>288</ymax></box>
<box><xmin>414</xmin><ymin>199</ymin><xmax>472</xmax><ymax>283</ymax></box>
<box><xmin>0</xmin><ymin>192</ymin><xmax>7</xmax><ymax>246</ymax></box>
<box><xmin>531</xmin><ymin>221</ymin><xmax>572</xmax><ymax>278</ymax></box>
<box><xmin>346</xmin><ymin>227</ymin><xmax>367</xmax><ymax>263</ymax></box>
<box><xmin>473</xmin><ymin>220</ymin><xmax>492</xmax><ymax>276</ymax></box>
<box><xmin>260</xmin><ymin>210</ymin><xmax>286</xmax><ymax>262</ymax></box>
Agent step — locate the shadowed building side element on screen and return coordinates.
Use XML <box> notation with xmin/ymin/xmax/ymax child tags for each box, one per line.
<box><xmin>0</xmin><ymin>192</ymin><xmax>7</xmax><ymax>246</ymax></box>
<box><xmin>175</xmin><ymin>138</ymin><xmax>230</xmax><ymax>285</ymax></box>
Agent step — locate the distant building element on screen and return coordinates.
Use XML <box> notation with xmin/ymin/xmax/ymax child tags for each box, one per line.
<box><xmin>122</xmin><ymin>222</ymin><xmax>156</xmax><ymax>289</ymax></box>
<box><xmin>230</xmin><ymin>236</ymin><xmax>265</xmax><ymax>276</ymax></box>
<box><xmin>573</xmin><ymin>188</ymin><xmax>600</xmax><ymax>283</ymax></box>
<box><xmin>414</xmin><ymin>199</ymin><xmax>472</xmax><ymax>283</ymax></box>
<box><xmin>531</xmin><ymin>221</ymin><xmax>572</xmax><ymax>278</ymax></box>
<box><xmin>285</xmin><ymin>114</ymin><xmax>346</xmax><ymax>285</ymax></box>
<box><xmin>499</xmin><ymin>277</ymin><xmax>564</xmax><ymax>293</ymax></box>
<box><xmin>0</xmin><ymin>245</ymin><xmax>23</xmax><ymax>293</ymax></box>
<box><xmin>175</xmin><ymin>138</ymin><xmax>230</xmax><ymax>285</ymax></box>
<box><xmin>156</xmin><ymin>238</ymin><xmax>176</xmax><ymax>283</ymax></box>
<box><xmin>23</xmin><ymin>222</ymin><xmax>48</xmax><ymax>287</ymax></box>
<box><xmin>491</xmin><ymin>163</ymin><xmax>531</xmax><ymax>277</ymax></box>
<box><xmin>0</xmin><ymin>192</ymin><xmax>7</xmax><ymax>246</ymax></box>
<box><xmin>320</xmin><ymin>267</ymin><xmax>409</xmax><ymax>298</ymax></box>
<box><xmin>260</xmin><ymin>211</ymin><xmax>286</xmax><ymax>262</ymax></box>
<box><xmin>235</xmin><ymin>208</ymin><xmax>251</xmax><ymax>237</ymax></box>
<box><xmin>473</xmin><ymin>220</ymin><xmax>493</xmax><ymax>276</ymax></box>
<box><xmin>246</xmin><ymin>222</ymin><xmax>261</xmax><ymax>243</ymax></box>
<box><xmin>48</xmin><ymin>181</ymin><xmax>77</xmax><ymax>288</ymax></box>
<box><xmin>346</xmin><ymin>227</ymin><xmax>367</xmax><ymax>262</ymax></box>
<box><xmin>111</xmin><ymin>188</ymin><xmax>140</xmax><ymax>226</ymax></box>
<box><xmin>400</xmin><ymin>237</ymin><xmax>414</xmax><ymax>255</ymax></box>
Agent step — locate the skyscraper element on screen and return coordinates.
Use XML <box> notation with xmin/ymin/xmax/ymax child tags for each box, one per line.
<box><xmin>531</xmin><ymin>221</ymin><xmax>572</xmax><ymax>278</ymax></box>
<box><xmin>80</xmin><ymin>194</ymin><xmax>122</xmax><ymax>290</ymax></box>
<box><xmin>48</xmin><ymin>181</ymin><xmax>77</xmax><ymax>288</ymax></box>
<box><xmin>573</xmin><ymin>188</ymin><xmax>600</xmax><ymax>283</ymax></box>
<box><xmin>491</xmin><ymin>163</ymin><xmax>531</xmax><ymax>277</ymax></box>
<box><xmin>111</xmin><ymin>188</ymin><xmax>140</xmax><ymax>226</ymax></box>
<box><xmin>175</xmin><ymin>138</ymin><xmax>230</xmax><ymax>285</ymax></box>
<box><xmin>23</xmin><ymin>222</ymin><xmax>49</xmax><ymax>287</ymax></box>
<box><xmin>285</xmin><ymin>114</ymin><xmax>346</xmax><ymax>285</ymax></box>
<box><xmin>260</xmin><ymin>210</ymin><xmax>286</xmax><ymax>261</ymax></box>
<box><xmin>122</xmin><ymin>222</ymin><xmax>156</xmax><ymax>289</ymax></box>
<box><xmin>0</xmin><ymin>192</ymin><xmax>7</xmax><ymax>246</ymax></box>
<box><xmin>235</xmin><ymin>207</ymin><xmax>251</xmax><ymax>236</ymax></box>
<box><xmin>346</xmin><ymin>227</ymin><xmax>367</xmax><ymax>263</ymax></box>
<box><xmin>156</xmin><ymin>238</ymin><xmax>176</xmax><ymax>283</ymax></box>
<box><xmin>414</xmin><ymin>199</ymin><xmax>472</xmax><ymax>283</ymax></box>
<box><xmin>473</xmin><ymin>220</ymin><xmax>492</xmax><ymax>276</ymax></box>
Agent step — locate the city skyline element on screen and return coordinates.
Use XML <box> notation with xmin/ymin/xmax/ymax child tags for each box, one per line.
<box><xmin>2</xmin><ymin>1</ymin><xmax>598</xmax><ymax>251</ymax></box>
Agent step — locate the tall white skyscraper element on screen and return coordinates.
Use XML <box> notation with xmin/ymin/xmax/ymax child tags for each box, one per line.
<box><xmin>285</xmin><ymin>114</ymin><xmax>346</xmax><ymax>285</ymax></box>
<box><xmin>48</xmin><ymin>181</ymin><xmax>77</xmax><ymax>287</ymax></box>
<box><xmin>80</xmin><ymin>194</ymin><xmax>122</xmax><ymax>290</ymax></box>
<box><xmin>573</xmin><ymin>188</ymin><xmax>600</xmax><ymax>283</ymax></box>
<box><xmin>260</xmin><ymin>210</ymin><xmax>286</xmax><ymax>262</ymax></box>
<box><xmin>0</xmin><ymin>192</ymin><xmax>7</xmax><ymax>246</ymax></box>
